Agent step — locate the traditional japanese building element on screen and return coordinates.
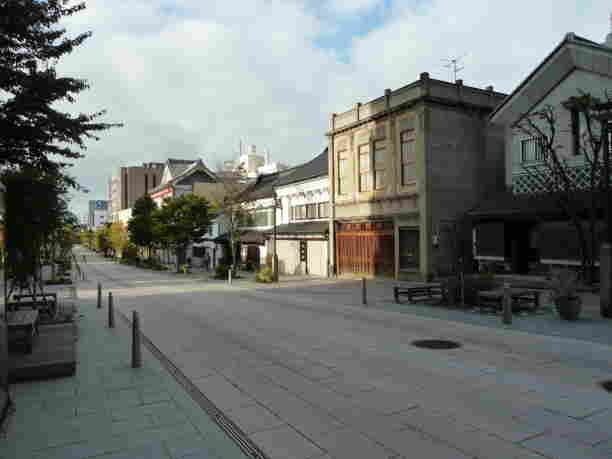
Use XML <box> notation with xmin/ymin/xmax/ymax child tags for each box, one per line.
<box><xmin>470</xmin><ymin>31</ymin><xmax>612</xmax><ymax>274</ymax></box>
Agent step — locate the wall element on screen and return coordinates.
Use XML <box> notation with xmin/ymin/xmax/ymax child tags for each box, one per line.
<box><xmin>508</xmin><ymin>69</ymin><xmax>612</xmax><ymax>186</ymax></box>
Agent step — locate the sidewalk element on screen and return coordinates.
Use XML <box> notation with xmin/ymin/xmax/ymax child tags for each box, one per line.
<box><xmin>0</xmin><ymin>284</ymin><xmax>250</xmax><ymax>459</ymax></box>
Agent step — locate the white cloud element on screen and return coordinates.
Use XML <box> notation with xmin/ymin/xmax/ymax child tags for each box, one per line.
<box><xmin>54</xmin><ymin>0</ymin><xmax>610</xmax><ymax>216</ymax></box>
<box><xmin>327</xmin><ymin>0</ymin><xmax>383</xmax><ymax>13</ymax></box>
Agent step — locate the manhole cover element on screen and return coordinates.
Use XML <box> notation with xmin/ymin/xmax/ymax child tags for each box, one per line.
<box><xmin>412</xmin><ymin>339</ymin><xmax>461</xmax><ymax>350</ymax></box>
<box><xmin>600</xmin><ymin>380</ymin><xmax>612</xmax><ymax>392</ymax></box>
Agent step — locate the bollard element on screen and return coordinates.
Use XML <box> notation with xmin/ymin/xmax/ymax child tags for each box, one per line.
<box><xmin>108</xmin><ymin>292</ymin><xmax>115</xmax><ymax>328</ymax></box>
<box><xmin>362</xmin><ymin>278</ymin><xmax>367</xmax><ymax>306</ymax></box>
<box><xmin>502</xmin><ymin>282</ymin><xmax>512</xmax><ymax>325</ymax></box>
<box><xmin>131</xmin><ymin>311</ymin><xmax>142</xmax><ymax>368</ymax></box>
<box><xmin>97</xmin><ymin>282</ymin><xmax>102</xmax><ymax>309</ymax></box>
<box><xmin>228</xmin><ymin>265</ymin><xmax>233</xmax><ymax>284</ymax></box>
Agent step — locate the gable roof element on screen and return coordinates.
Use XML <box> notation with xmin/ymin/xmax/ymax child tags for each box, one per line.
<box><xmin>490</xmin><ymin>33</ymin><xmax>612</xmax><ymax>125</ymax></box>
<box><xmin>166</xmin><ymin>158</ymin><xmax>198</xmax><ymax>179</ymax></box>
<box><xmin>149</xmin><ymin>160</ymin><xmax>216</xmax><ymax>194</ymax></box>
<box><xmin>276</xmin><ymin>148</ymin><xmax>328</xmax><ymax>188</ymax></box>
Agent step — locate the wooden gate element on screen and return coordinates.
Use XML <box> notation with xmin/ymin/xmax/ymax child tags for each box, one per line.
<box><xmin>336</xmin><ymin>221</ymin><xmax>394</xmax><ymax>276</ymax></box>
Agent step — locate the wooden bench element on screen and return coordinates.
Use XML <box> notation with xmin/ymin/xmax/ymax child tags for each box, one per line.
<box><xmin>7</xmin><ymin>310</ymin><xmax>39</xmax><ymax>353</ymax></box>
<box><xmin>477</xmin><ymin>288</ymin><xmax>540</xmax><ymax>313</ymax></box>
<box><xmin>12</xmin><ymin>293</ymin><xmax>57</xmax><ymax>316</ymax></box>
<box><xmin>394</xmin><ymin>282</ymin><xmax>444</xmax><ymax>304</ymax></box>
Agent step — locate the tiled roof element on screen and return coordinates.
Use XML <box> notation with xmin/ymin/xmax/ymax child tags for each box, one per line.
<box><xmin>276</xmin><ymin>149</ymin><xmax>328</xmax><ymax>187</ymax></box>
<box><xmin>149</xmin><ymin>160</ymin><xmax>216</xmax><ymax>194</ymax></box>
<box><xmin>167</xmin><ymin>159</ymin><xmax>197</xmax><ymax>179</ymax></box>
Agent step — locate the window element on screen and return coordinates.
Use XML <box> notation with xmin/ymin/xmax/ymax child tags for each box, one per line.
<box><xmin>520</xmin><ymin>137</ymin><xmax>546</xmax><ymax>162</ymax></box>
<box><xmin>318</xmin><ymin>202</ymin><xmax>329</xmax><ymax>218</ymax></box>
<box><xmin>373</xmin><ymin>140</ymin><xmax>386</xmax><ymax>190</ymax></box>
<box><xmin>337</xmin><ymin>149</ymin><xmax>349</xmax><ymax>195</ymax></box>
<box><xmin>144</xmin><ymin>174</ymin><xmax>148</xmax><ymax>192</ymax></box>
<box><xmin>399</xmin><ymin>228</ymin><xmax>420</xmax><ymax>270</ymax></box>
<box><xmin>571</xmin><ymin>109</ymin><xmax>581</xmax><ymax>156</ymax></box>
<box><xmin>400</xmin><ymin>130</ymin><xmax>416</xmax><ymax>185</ymax></box>
<box><xmin>252</xmin><ymin>209</ymin><xmax>271</xmax><ymax>227</ymax></box>
<box><xmin>358</xmin><ymin>144</ymin><xmax>371</xmax><ymax>192</ymax></box>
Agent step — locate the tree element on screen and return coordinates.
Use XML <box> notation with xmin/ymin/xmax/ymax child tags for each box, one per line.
<box><xmin>152</xmin><ymin>194</ymin><xmax>212</xmax><ymax>272</ymax></box>
<box><xmin>128</xmin><ymin>195</ymin><xmax>158</xmax><ymax>260</ymax></box>
<box><xmin>514</xmin><ymin>90</ymin><xmax>612</xmax><ymax>284</ymax></box>
<box><xmin>208</xmin><ymin>168</ymin><xmax>249</xmax><ymax>270</ymax></box>
<box><xmin>94</xmin><ymin>223</ymin><xmax>111</xmax><ymax>257</ymax></box>
<box><xmin>0</xmin><ymin>0</ymin><xmax>122</xmax><ymax>189</ymax></box>
<box><xmin>109</xmin><ymin>222</ymin><xmax>129</xmax><ymax>258</ymax></box>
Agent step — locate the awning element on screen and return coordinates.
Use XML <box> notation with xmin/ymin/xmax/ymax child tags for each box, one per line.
<box><xmin>467</xmin><ymin>191</ymin><xmax>604</xmax><ymax>222</ymax></box>
<box><xmin>212</xmin><ymin>231</ymin><xmax>266</xmax><ymax>245</ymax></box>
<box><xmin>265</xmin><ymin>221</ymin><xmax>328</xmax><ymax>236</ymax></box>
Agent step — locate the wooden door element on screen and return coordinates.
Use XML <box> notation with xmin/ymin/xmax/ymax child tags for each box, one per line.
<box><xmin>336</xmin><ymin>221</ymin><xmax>394</xmax><ymax>276</ymax></box>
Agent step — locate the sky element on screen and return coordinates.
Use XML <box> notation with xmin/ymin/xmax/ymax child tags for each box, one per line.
<box><xmin>57</xmin><ymin>0</ymin><xmax>611</xmax><ymax>217</ymax></box>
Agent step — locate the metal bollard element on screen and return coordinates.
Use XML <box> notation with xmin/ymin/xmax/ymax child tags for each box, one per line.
<box><xmin>362</xmin><ymin>278</ymin><xmax>367</xmax><ymax>306</ymax></box>
<box><xmin>502</xmin><ymin>283</ymin><xmax>512</xmax><ymax>325</ymax></box>
<box><xmin>108</xmin><ymin>292</ymin><xmax>115</xmax><ymax>328</ymax></box>
<box><xmin>132</xmin><ymin>311</ymin><xmax>142</xmax><ymax>368</ymax></box>
<box><xmin>97</xmin><ymin>282</ymin><xmax>102</xmax><ymax>309</ymax></box>
<box><xmin>228</xmin><ymin>265</ymin><xmax>233</xmax><ymax>284</ymax></box>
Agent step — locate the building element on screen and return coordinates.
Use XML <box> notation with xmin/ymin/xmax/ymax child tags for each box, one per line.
<box><xmin>110</xmin><ymin>162</ymin><xmax>164</xmax><ymax>222</ymax></box>
<box><xmin>88</xmin><ymin>200</ymin><xmax>109</xmax><ymax>229</ymax></box>
<box><xmin>224</xmin><ymin>144</ymin><xmax>288</xmax><ymax>179</ymax></box>
<box><xmin>327</xmin><ymin>73</ymin><xmax>507</xmax><ymax>279</ymax></box>
<box><xmin>149</xmin><ymin>158</ymin><xmax>218</xmax><ymax>207</ymax></box>
<box><xmin>469</xmin><ymin>30</ymin><xmax>612</xmax><ymax>273</ymax></box>
<box><xmin>271</xmin><ymin>149</ymin><xmax>330</xmax><ymax>276</ymax></box>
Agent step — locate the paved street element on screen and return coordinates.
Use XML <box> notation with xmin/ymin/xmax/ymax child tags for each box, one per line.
<box><xmin>78</xmin><ymin>247</ymin><xmax>612</xmax><ymax>459</ymax></box>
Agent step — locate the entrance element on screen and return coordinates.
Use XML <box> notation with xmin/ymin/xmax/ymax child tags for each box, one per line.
<box><xmin>336</xmin><ymin>221</ymin><xmax>394</xmax><ymax>276</ymax></box>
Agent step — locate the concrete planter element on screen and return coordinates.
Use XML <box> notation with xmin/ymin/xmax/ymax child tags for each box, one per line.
<box><xmin>555</xmin><ymin>296</ymin><xmax>582</xmax><ymax>321</ymax></box>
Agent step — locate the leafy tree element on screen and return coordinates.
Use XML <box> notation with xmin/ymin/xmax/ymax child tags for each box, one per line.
<box><xmin>94</xmin><ymin>223</ymin><xmax>111</xmax><ymax>257</ymax></box>
<box><xmin>153</xmin><ymin>194</ymin><xmax>212</xmax><ymax>272</ymax></box>
<box><xmin>0</xmin><ymin>0</ymin><xmax>122</xmax><ymax>189</ymax></box>
<box><xmin>109</xmin><ymin>221</ymin><xmax>129</xmax><ymax>258</ymax></box>
<box><xmin>128</xmin><ymin>195</ymin><xmax>158</xmax><ymax>260</ymax></box>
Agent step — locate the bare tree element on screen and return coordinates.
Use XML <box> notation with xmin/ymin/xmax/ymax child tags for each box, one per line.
<box><xmin>514</xmin><ymin>90</ymin><xmax>612</xmax><ymax>283</ymax></box>
<box><xmin>209</xmin><ymin>164</ymin><xmax>250</xmax><ymax>271</ymax></box>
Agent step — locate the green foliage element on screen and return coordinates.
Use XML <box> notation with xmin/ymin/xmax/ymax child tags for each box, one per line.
<box><xmin>152</xmin><ymin>195</ymin><xmax>212</xmax><ymax>270</ymax></box>
<box><xmin>0</xmin><ymin>0</ymin><xmax>122</xmax><ymax>189</ymax></box>
<box><xmin>214</xmin><ymin>264</ymin><xmax>230</xmax><ymax>279</ymax></box>
<box><xmin>128</xmin><ymin>196</ymin><xmax>158</xmax><ymax>254</ymax></box>
<box><xmin>255</xmin><ymin>265</ymin><xmax>276</xmax><ymax>283</ymax></box>
<box><xmin>95</xmin><ymin>224</ymin><xmax>112</xmax><ymax>255</ymax></box>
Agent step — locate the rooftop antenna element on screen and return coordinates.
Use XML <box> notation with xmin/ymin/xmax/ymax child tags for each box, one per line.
<box><xmin>441</xmin><ymin>53</ymin><xmax>467</xmax><ymax>83</ymax></box>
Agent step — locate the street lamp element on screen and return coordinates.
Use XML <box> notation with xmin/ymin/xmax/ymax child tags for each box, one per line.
<box><xmin>272</xmin><ymin>197</ymin><xmax>280</xmax><ymax>282</ymax></box>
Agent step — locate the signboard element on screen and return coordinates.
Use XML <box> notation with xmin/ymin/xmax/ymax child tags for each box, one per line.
<box><xmin>300</xmin><ymin>240</ymin><xmax>307</xmax><ymax>263</ymax></box>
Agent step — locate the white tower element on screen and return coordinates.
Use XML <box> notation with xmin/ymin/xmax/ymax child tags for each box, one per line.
<box><xmin>605</xmin><ymin>12</ymin><xmax>612</xmax><ymax>48</ymax></box>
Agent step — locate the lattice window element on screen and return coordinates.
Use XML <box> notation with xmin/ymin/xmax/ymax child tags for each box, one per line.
<box><xmin>512</xmin><ymin>164</ymin><xmax>598</xmax><ymax>194</ymax></box>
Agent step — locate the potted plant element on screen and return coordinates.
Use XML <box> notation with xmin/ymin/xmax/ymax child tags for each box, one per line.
<box><xmin>550</xmin><ymin>268</ymin><xmax>582</xmax><ymax>320</ymax></box>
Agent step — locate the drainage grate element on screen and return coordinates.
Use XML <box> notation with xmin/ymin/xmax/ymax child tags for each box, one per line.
<box><xmin>412</xmin><ymin>339</ymin><xmax>461</xmax><ymax>350</ymax></box>
<box><xmin>600</xmin><ymin>380</ymin><xmax>612</xmax><ymax>392</ymax></box>
<box><xmin>116</xmin><ymin>310</ymin><xmax>270</xmax><ymax>459</ymax></box>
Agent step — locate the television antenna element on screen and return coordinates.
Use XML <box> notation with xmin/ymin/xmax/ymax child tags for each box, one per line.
<box><xmin>441</xmin><ymin>53</ymin><xmax>468</xmax><ymax>83</ymax></box>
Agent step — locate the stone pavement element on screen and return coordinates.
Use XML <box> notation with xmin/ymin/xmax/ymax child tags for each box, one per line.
<box><xmin>0</xmin><ymin>277</ymin><xmax>250</xmax><ymax>459</ymax></box>
<box><xmin>77</xmin><ymin>247</ymin><xmax>612</xmax><ymax>459</ymax></box>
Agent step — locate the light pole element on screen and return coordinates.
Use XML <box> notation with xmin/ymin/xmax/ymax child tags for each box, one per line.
<box><xmin>272</xmin><ymin>198</ymin><xmax>279</xmax><ymax>282</ymax></box>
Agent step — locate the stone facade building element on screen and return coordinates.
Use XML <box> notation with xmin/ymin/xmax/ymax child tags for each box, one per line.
<box><xmin>327</xmin><ymin>73</ymin><xmax>507</xmax><ymax>279</ymax></box>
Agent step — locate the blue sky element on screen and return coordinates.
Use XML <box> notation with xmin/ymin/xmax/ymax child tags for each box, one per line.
<box><xmin>56</xmin><ymin>0</ymin><xmax>611</xmax><ymax>217</ymax></box>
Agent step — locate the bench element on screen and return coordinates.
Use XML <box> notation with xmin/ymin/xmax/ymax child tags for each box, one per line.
<box><xmin>7</xmin><ymin>310</ymin><xmax>39</xmax><ymax>353</ymax></box>
<box><xmin>394</xmin><ymin>282</ymin><xmax>444</xmax><ymax>304</ymax></box>
<box><xmin>12</xmin><ymin>293</ymin><xmax>57</xmax><ymax>316</ymax></box>
<box><xmin>477</xmin><ymin>288</ymin><xmax>540</xmax><ymax>313</ymax></box>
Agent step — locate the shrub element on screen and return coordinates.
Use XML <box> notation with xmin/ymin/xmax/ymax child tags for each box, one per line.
<box><xmin>214</xmin><ymin>264</ymin><xmax>230</xmax><ymax>279</ymax></box>
<box><xmin>255</xmin><ymin>265</ymin><xmax>276</xmax><ymax>283</ymax></box>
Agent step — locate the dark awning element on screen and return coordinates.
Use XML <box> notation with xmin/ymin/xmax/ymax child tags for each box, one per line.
<box><xmin>213</xmin><ymin>231</ymin><xmax>267</xmax><ymax>245</ymax></box>
<box><xmin>265</xmin><ymin>221</ymin><xmax>328</xmax><ymax>236</ymax></box>
<box><xmin>467</xmin><ymin>191</ymin><xmax>604</xmax><ymax>222</ymax></box>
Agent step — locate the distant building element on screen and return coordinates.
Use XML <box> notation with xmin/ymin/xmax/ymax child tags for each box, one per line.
<box><xmin>110</xmin><ymin>162</ymin><xmax>164</xmax><ymax>222</ymax></box>
<box><xmin>224</xmin><ymin>144</ymin><xmax>288</xmax><ymax>179</ymax></box>
<box><xmin>88</xmin><ymin>200</ymin><xmax>109</xmax><ymax>229</ymax></box>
